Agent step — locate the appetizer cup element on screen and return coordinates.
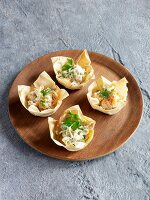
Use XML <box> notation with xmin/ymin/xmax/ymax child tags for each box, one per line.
<box><xmin>18</xmin><ymin>71</ymin><xmax>69</xmax><ymax>117</ymax></box>
<box><xmin>51</xmin><ymin>50</ymin><xmax>95</xmax><ymax>90</ymax></box>
<box><xmin>48</xmin><ymin>105</ymin><xmax>96</xmax><ymax>151</ymax></box>
<box><xmin>87</xmin><ymin>76</ymin><xmax>128</xmax><ymax>115</ymax></box>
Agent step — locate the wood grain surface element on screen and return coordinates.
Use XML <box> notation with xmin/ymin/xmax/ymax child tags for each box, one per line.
<box><xmin>8</xmin><ymin>50</ymin><xmax>143</xmax><ymax>160</ymax></box>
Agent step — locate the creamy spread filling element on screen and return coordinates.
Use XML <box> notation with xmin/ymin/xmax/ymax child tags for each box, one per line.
<box><xmin>58</xmin><ymin>58</ymin><xmax>85</xmax><ymax>85</ymax></box>
<box><xmin>57</xmin><ymin>111</ymin><xmax>90</xmax><ymax>147</ymax></box>
<box><xmin>92</xmin><ymin>86</ymin><xmax>120</xmax><ymax>110</ymax></box>
<box><xmin>27</xmin><ymin>86</ymin><xmax>58</xmax><ymax>111</ymax></box>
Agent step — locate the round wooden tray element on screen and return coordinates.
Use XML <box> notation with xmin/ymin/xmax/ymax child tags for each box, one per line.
<box><xmin>8</xmin><ymin>50</ymin><xmax>143</xmax><ymax>160</ymax></box>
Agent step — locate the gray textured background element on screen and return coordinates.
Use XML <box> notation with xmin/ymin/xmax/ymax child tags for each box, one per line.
<box><xmin>0</xmin><ymin>0</ymin><xmax>150</xmax><ymax>199</ymax></box>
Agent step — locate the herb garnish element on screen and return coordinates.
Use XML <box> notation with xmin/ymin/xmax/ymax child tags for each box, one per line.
<box><xmin>83</xmin><ymin>135</ymin><xmax>86</xmax><ymax>139</ymax></box>
<box><xmin>67</xmin><ymin>58</ymin><xmax>73</xmax><ymax>65</ymax></box>
<box><xmin>62</xmin><ymin>58</ymin><xmax>74</xmax><ymax>71</ymax></box>
<box><xmin>63</xmin><ymin>111</ymin><xmax>82</xmax><ymax>131</ymax></box>
<box><xmin>40</xmin><ymin>100</ymin><xmax>46</xmax><ymax>107</ymax></box>
<box><xmin>99</xmin><ymin>88</ymin><xmax>111</xmax><ymax>99</ymax></box>
<box><xmin>41</xmin><ymin>88</ymin><xmax>51</xmax><ymax>96</ymax></box>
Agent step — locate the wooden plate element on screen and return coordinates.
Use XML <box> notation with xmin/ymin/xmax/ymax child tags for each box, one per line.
<box><xmin>8</xmin><ymin>50</ymin><xmax>143</xmax><ymax>160</ymax></box>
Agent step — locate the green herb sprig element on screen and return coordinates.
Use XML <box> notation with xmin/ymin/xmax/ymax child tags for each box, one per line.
<box><xmin>62</xmin><ymin>58</ymin><xmax>74</xmax><ymax>71</ymax></box>
<box><xmin>41</xmin><ymin>88</ymin><xmax>52</xmax><ymax>96</ymax></box>
<box><xmin>63</xmin><ymin>111</ymin><xmax>82</xmax><ymax>131</ymax></box>
<box><xmin>99</xmin><ymin>88</ymin><xmax>111</xmax><ymax>99</ymax></box>
<box><xmin>40</xmin><ymin>100</ymin><xmax>46</xmax><ymax>107</ymax></box>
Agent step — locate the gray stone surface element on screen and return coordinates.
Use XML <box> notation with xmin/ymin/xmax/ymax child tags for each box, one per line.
<box><xmin>0</xmin><ymin>0</ymin><xmax>150</xmax><ymax>199</ymax></box>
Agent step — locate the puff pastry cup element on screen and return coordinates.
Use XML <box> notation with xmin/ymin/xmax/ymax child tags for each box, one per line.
<box><xmin>18</xmin><ymin>71</ymin><xmax>69</xmax><ymax>117</ymax></box>
<box><xmin>51</xmin><ymin>50</ymin><xmax>95</xmax><ymax>90</ymax></box>
<box><xmin>48</xmin><ymin>105</ymin><xmax>96</xmax><ymax>151</ymax></box>
<box><xmin>87</xmin><ymin>76</ymin><xmax>128</xmax><ymax>115</ymax></box>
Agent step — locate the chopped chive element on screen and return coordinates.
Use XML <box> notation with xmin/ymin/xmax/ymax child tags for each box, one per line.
<box><xmin>40</xmin><ymin>100</ymin><xmax>46</xmax><ymax>107</ymax></box>
<box><xmin>41</xmin><ymin>88</ymin><xmax>51</xmax><ymax>96</ymax></box>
